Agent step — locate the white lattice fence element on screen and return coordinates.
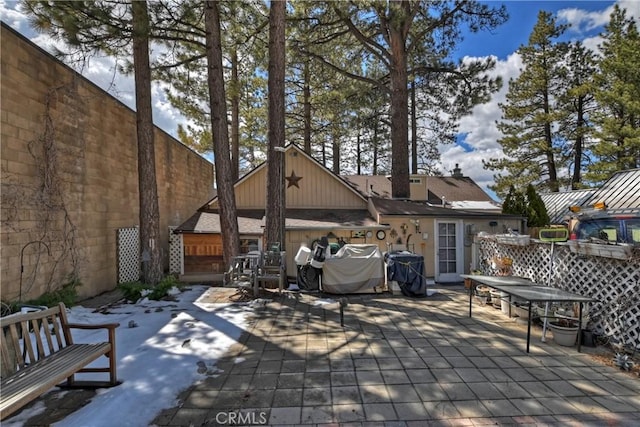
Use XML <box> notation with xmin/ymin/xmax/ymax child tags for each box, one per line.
<box><xmin>117</xmin><ymin>227</ymin><xmax>140</xmax><ymax>283</ymax></box>
<box><xmin>169</xmin><ymin>226</ymin><xmax>183</xmax><ymax>275</ymax></box>
<box><xmin>476</xmin><ymin>237</ymin><xmax>640</xmax><ymax>350</ymax></box>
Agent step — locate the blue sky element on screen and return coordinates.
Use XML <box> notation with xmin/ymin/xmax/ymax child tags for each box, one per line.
<box><xmin>456</xmin><ymin>1</ymin><xmax>614</xmax><ymax>60</ymax></box>
<box><xmin>2</xmin><ymin>0</ymin><xmax>638</xmax><ymax>200</ymax></box>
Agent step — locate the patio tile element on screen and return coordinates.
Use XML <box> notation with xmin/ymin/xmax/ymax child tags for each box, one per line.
<box><xmin>381</xmin><ymin>369</ymin><xmax>411</xmax><ymax>384</ymax></box>
<box><xmin>333</xmin><ymin>403</ymin><xmax>366</xmax><ymax>422</ymax></box>
<box><xmin>592</xmin><ymin>395</ymin><xmax>639</xmax><ymax>412</ymax></box>
<box><xmin>490</xmin><ymin>381</ymin><xmax>532</xmax><ymax>399</ymax></box>
<box><xmin>440</xmin><ymin>382</ymin><xmax>477</xmax><ymax>401</ymax></box>
<box><xmin>392</xmin><ymin>402</ymin><xmax>429</xmax><ymax>420</ymax></box>
<box><xmin>354</xmin><ymin>358</ymin><xmax>379</xmax><ymax>370</ymax></box>
<box><xmin>331</xmin><ymin>371</ymin><xmax>358</xmax><ymax>386</ymax></box>
<box><xmin>305</xmin><ymin>371</ymin><xmax>332</xmax><ymax>387</ymax></box>
<box><xmin>300</xmin><ymin>405</ymin><xmax>334</xmax><ymax>424</ymax></box>
<box><xmin>277</xmin><ymin>372</ymin><xmax>305</xmax><ymax>388</ymax></box>
<box><xmin>332</xmin><ymin>385</ymin><xmax>362</xmax><ymax>404</ymax></box>
<box><xmin>356</xmin><ymin>370</ymin><xmax>385</xmax><ymax>385</ymax></box>
<box><xmin>568</xmin><ymin>378</ymin><xmax>611</xmax><ymax>396</ymax></box>
<box><xmin>467</xmin><ymin>382</ymin><xmax>505</xmax><ymax>400</ymax></box>
<box><xmin>360</xmin><ymin>383</ymin><xmax>392</xmax><ymax>403</ymax></box>
<box><xmin>376</xmin><ymin>357</ymin><xmax>404</xmax><ymax>369</ymax></box>
<box><xmin>385</xmin><ymin>384</ymin><xmax>421</xmax><ymax>402</ymax></box>
<box><xmin>363</xmin><ymin>403</ymin><xmax>397</xmax><ymax>421</ymax></box>
<box><xmin>268</xmin><ymin>407</ymin><xmax>301</xmax><ymax>425</ymax></box>
<box><xmin>452</xmin><ymin>400</ymin><xmax>492</xmax><ymax>418</ymax></box>
<box><xmin>429</xmin><ymin>369</ymin><xmax>463</xmax><ymax>383</ymax></box>
<box><xmin>423</xmin><ymin>400</ymin><xmax>461</xmax><ymax>419</ymax></box>
<box><xmin>414</xmin><ymin>382</ymin><xmax>448</xmax><ymax>401</ymax></box>
<box><xmin>508</xmin><ymin>398</ymin><xmax>551</xmax><ymax>416</ymax></box>
<box><xmin>452</xmin><ymin>367</ymin><xmax>486</xmax><ymax>383</ymax></box>
<box><xmin>481</xmin><ymin>399</ymin><xmax>523</xmax><ymax>417</ymax></box>
<box><xmin>251</xmin><ymin>373</ymin><xmax>278</xmax><ymax>389</ymax></box>
<box><xmin>302</xmin><ymin>387</ymin><xmax>332</xmax><ymax>406</ymax></box>
<box><xmin>272</xmin><ymin>388</ymin><xmax>303</xmax><ymax>407</ymax></box>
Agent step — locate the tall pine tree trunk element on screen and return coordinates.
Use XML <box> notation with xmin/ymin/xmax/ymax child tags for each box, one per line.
<box><xmin>572</xmin><ymin>97</ymin><xmax>585</xmax><ymax>189</ymax></box>
<box><xmin>231</xmin><ymin>48</ymin><xmax>240</xmax><ymax>182</ymax></box>
<box><xmin>132</xmin><ymin>0</ymin><xmax>162</xmax><ymax>285</ymax></box>
<box><xmin>411</xmin><ymin>80</ymin><xmax>418</xmax><ymax>175</ymax></box>
<box><xmin>303</xmin><ymin>60</ymin><xmax>312</xmax><ymax>154</ymax></box>
<box><xmin>389</xmin><ymin>0</ymin><xmax>410</xmax><ymax>199</ymax></box>
<box><xmin>265</xmin><ymin>0</ymin><xmax>286</xmax><ymax>250</ymax></box>
<box><xmin>204</xmin><ymin>1</ymin><xmax>240</xmax><ymax>266</ymax></box>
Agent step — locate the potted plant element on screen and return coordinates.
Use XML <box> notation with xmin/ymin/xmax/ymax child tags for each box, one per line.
<box><xmin>475</xmin><ymin>285</ymin><xmax>491</xmax><ymax>305</ymax></box>
<box><xmin>548</xmin><ymin>317</ymin><xmax>579</xmax><ymax>346</ymax></box>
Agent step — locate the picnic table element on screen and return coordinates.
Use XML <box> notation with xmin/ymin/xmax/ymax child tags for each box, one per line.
<box><xmin>461</xmin><ymin>274</ymin><xmax>593</xmax><ymax>353</ymax></box>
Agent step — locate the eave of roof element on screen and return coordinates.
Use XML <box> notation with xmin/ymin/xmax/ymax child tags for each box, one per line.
<box><xmin>175</xmin><ymin>208</ymin><xmax>380</xmax><ymax>233</ymax></box>
<box><xmin>370</xmin><ymin>197</ymin><xmax>521</xmax><ymax>219</ymax></box>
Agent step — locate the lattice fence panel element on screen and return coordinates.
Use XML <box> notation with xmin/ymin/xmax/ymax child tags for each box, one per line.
<box><xmin>169</xmin><ymin>226</ymin><xmax>183</xmax><ymax>275</ymax></box>
<box><xmin>476</xmin><ymin>237</ymin><xmax>640</xmax><ymax>350</ymax></box>
<box><xmin>117</xmin><ymin>227</ymin><xmax>140</xmax><ymax>283</ymax></box>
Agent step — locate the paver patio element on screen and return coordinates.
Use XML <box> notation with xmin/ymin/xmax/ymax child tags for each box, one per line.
<box><xmin>152</xmin><ymin>286</ymin><xmax>640</xmax><ymax>426</ymax></box>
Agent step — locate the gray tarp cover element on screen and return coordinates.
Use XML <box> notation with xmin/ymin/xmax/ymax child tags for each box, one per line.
<box><xmin>322</xmin><ymin>244</ymin><xmax>384</xmax><ymax>294</ymax></box>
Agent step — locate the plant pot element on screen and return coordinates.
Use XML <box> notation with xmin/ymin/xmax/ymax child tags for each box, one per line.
<box><xmin>514</xmin><ymin>304</ymin><xmax>530</xmax><ymax>319</ymax></box>
<box><xmin>581</xmin><ymin>330</ymin><xmax>595</xmax><ymax>347</ymax></box>
<box><xmin>548</xmin><ymin>322</ymin><xmax>578</xmax><ymax>346</ymax></box>
<box><xmin>489</xmin><ymin>289</ymin><xmax>502</xmax><ymax>308</ymax></box>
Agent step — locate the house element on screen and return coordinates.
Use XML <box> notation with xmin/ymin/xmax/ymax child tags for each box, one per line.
<box><xmin>175</xmin><ymin>144</ymin><xmax>523</xmax><ymax>284</ymax></box>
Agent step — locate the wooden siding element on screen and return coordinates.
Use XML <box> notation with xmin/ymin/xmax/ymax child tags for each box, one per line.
<box><xmin>213</xmin><ymin>149</ymin><xmax>366</xmax><ymax>210</ymax></box>
<box><xmin>183</xmin><ymin>234</ymin><xmax>222</xmax><ymax>256</ymax></box>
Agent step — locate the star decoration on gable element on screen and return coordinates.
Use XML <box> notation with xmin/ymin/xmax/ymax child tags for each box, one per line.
<box><xmin>285</xmin><ymin>170</ymin><xmax>303</xmax><ymax>188</ymax></box>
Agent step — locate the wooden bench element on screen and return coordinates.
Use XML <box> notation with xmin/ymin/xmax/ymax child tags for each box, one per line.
<box><xmin>1</xmin><ymin>302</ymin><xmax>120</xmax><ymax>420</ymax></box>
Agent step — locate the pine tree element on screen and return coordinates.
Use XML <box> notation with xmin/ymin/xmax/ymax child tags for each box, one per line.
<box><xmin>526</xmin><ymin>184</ymin><xmax>550</xmax><ymax>227</ymax></box>
<box><xmin>502</xmin><ymin>186</ymin><xmax>526</xmax><ymax>217</ymax></box>
<box><xmin>486</xmin><ymin>11</ymin><xmax>569</xmax><ymax>196</ymax></box>
<box><xmin>588</xmin><ymin>5</ymin><xmax>640</xmax><ymax>183</ymax></box>
<box><xmin>24</xmin><ymin>0</ymin><xmax>167</xmax><ymax>284</ymax></box>
<box><xmin>303</xmin><ymin>1</ymin><xmax>507</xmax><ymax>198</ymax></box>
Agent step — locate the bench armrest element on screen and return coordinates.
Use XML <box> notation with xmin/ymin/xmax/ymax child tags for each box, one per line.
<box><xmin>65</xmin><ymin>323</ymin><xmax>119</xmax><ymax>346</ymax></box>
<box><xmin>65</xmin><ymin>323</ymin><xmax>120</xmax><ymax>330</ymax></box>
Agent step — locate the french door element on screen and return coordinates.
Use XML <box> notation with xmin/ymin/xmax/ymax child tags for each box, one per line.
<box><xmin>435</xmin><ymin>220</ymin><xmax>463</xmax><ymax>282</ymax></box>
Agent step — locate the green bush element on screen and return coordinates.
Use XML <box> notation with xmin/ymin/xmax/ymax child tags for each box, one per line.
<box><xmin>25</xmin><ymin>276</ymin><xmax>80</xmax><ymax>308</ymax></box>
<box><xmin>118</xmin><ymin>275</ymin><xmax>184</xmax><ymax>303</ymax></box>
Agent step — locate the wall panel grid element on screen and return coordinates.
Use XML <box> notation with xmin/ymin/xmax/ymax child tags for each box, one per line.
<box><xmin>117</xmin><ymin>227</ymin><xmax>140</xmax><ymax>283</ymax></box>
<box><xmin>169</xmin><ymin>227</ymin><xmax>183</xmax><ymax>275</ymax></box>
<box><xmin>476</xmin><ymin>237</ymin><xmax>640</xmax><ymax>351</ymax></box>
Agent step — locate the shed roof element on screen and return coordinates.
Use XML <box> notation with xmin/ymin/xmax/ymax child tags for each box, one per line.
<box><xmin>540</xmin><ymin>189</ymin><xmax>596</xmax><ymax>224</ymax></box>
<box><xmin>581</xmin><ymin>169</ymin><xmax>640</xmax><ymax>211</ymax></box>
<box><xmin>541</xmin><ymin>169</ymin><xmax>640</xmax><ymax>223</ymax></box>
<box><xmin>370</xmin><ymin>198</ymin><xmax>520</xmax><ymax>219</ymax></box>
<box><xmin>175</xmin><ymin>209</ymin><xmax>379</xmax><ymax>234</ymax></box>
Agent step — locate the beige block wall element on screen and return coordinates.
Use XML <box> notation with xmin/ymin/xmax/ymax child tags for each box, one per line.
<box><xmin>1</xmin><ymin>25</ymin><xmax>214</xmax><ymax>301</ymax></box>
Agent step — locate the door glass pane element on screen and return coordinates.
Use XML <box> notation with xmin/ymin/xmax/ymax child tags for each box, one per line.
<box><xmin>438</xmin><ymin>222</ymin><xmax>457</xmax><ymax>274</ymax></box>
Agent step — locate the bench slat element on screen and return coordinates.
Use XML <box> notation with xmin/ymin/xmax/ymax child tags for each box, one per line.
<box><xmin>0</xmin><ymin>343</ymin><xmax>110</xmax><ymax>417</ymax></box>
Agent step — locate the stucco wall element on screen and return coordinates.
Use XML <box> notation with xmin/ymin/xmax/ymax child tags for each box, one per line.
<box><xmin>1</xmin><ymin>24</ymin><xmax>214</xmax><ymax>301</ymax></box>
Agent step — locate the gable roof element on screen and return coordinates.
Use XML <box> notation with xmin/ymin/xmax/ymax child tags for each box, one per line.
<box><xmin>204</xmin><ymin>144</ymin><xmax>366</xmax><ymax>210</ymax></box>
<box><xmin>342</xmin><ymin>174</ymin><xmax>495</xmax><ymax>204</ymax></box>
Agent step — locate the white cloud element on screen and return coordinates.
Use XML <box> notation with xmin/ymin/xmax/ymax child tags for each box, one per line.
<box><xmin>557</xmin><ymin>5</ymin><xmax>614</xmax><ymax>33</ymax></box>
<box><xmin>449</xmin><ymin>51</ymin><xmax>523</xmax><ymax>198</ymax></box>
